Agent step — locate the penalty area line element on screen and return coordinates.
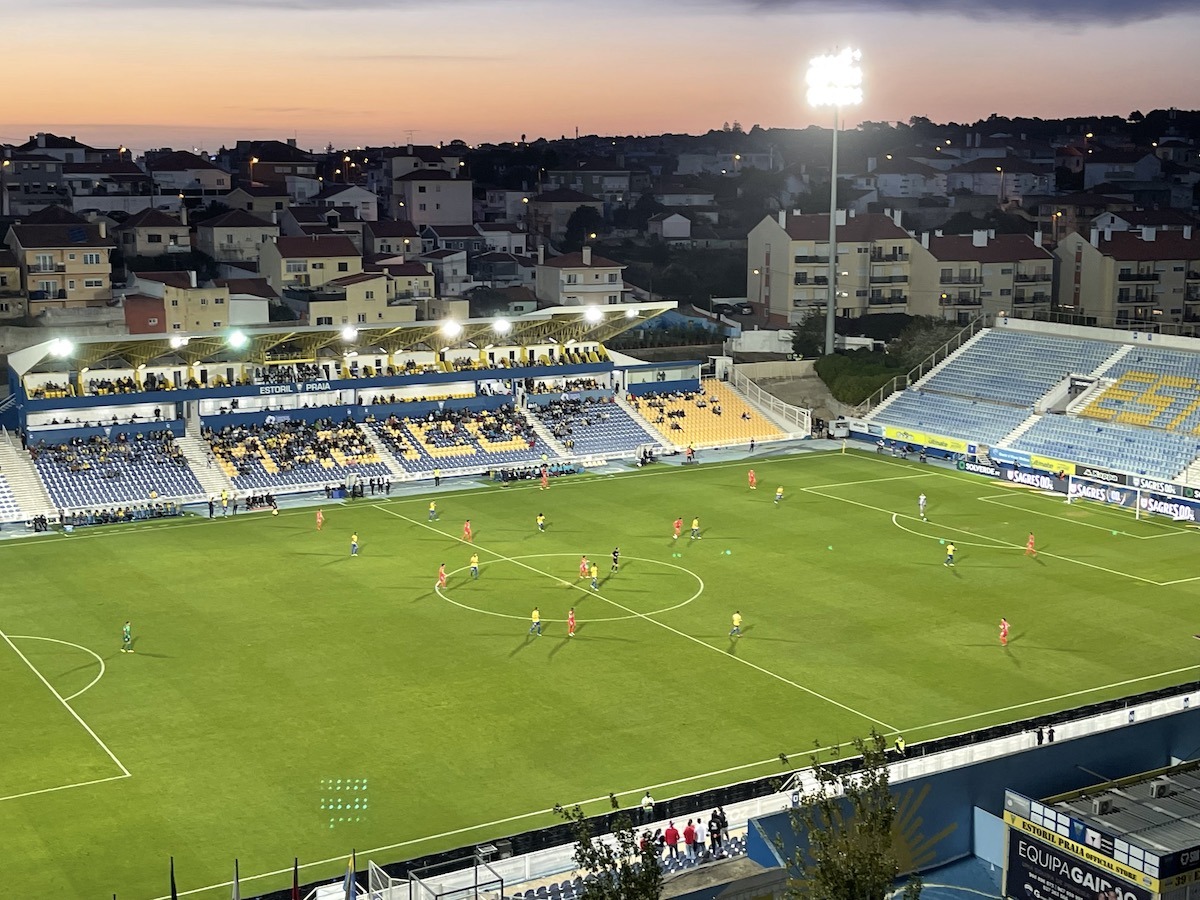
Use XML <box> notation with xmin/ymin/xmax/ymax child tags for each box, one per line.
<box><xmin>0</xmin><ymin>772</ymin><xmax>130</xmax><ymax>804</ymax></box>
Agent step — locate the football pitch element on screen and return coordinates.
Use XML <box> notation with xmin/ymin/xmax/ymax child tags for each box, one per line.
<box><xmin>4</xmin><ymin>449</ymin><xmax>1200</xmax><ymax>898</ymax></box>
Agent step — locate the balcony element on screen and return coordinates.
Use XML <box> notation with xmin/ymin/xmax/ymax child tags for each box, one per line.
<box><xmin>870</xmin><ymin>252</ymin><xmax>909</xmax><ymax>263</ymax></box>
<box><xmin>393</xmin><ymin>290</ymin><xmax>433</xmax><ymax>300</ymax></box>
<box><xmin>869</xmin><ymin>274</ymin><xmax>908</xmax><ymax>284</ymax></box>
<box><xmin>1117</xmin><ymin>272</ymin><xmax>1160</xmax><ymax>282</ymax></box>
<box><xmin>868</xmin><ymin>295</ymin><xmax>907</xmax><ymax>306</ymax></box>
<box><xmin>793</xmin><ymin>255</ymin><xmax>829</xmax><ymax>265</ymax></box>
<box><xmin>1116</xmin><ymin>294</ymin><xmax>1154</xmax><ymax>304</ymax></box>
<box><xmin>1187</xmin><ymin>270</ymin><xmax>1200</xmax><ymax>280</ymax></box>
<box><xmin>1014</xmin><ymin>272</ymin><xmax>1052</xmax><ymax>283</ymax></box>
<box><xmin>940</xmin><ymin>296</ymin><xmax>983</xmax><ymax>307</ymax></box>
<box><xmin>939</xmin><ymin>274</ymin><xmax>983</xmax><ymax>285</ymax></box>
<box><xmin>1013</xmin><ymin>293</ymin><xmax>1051</xmax><ymax>305</ymax></box>
<box><xmin>29</xmin><ymin>263</ymin><xmax>66</xmax><ymax>274</ymax></box>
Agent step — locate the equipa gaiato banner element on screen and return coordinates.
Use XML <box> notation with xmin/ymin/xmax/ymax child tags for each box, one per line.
<box><xmin>881</xmin><ymin>426</ymin><xmax>968</xmax><ymax>454</ymax></box>
<box><xmin>1005</xmin><ymin>832</ymin><xmax>1153</xmax><ymax>900</ymax></box>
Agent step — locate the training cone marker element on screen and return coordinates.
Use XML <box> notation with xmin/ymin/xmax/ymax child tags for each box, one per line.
<box><xmin>1112</xmin><ymin>530</ymin><xmax>1118</xmax><ymax>536</ymax></box>
<box><xmin>939</xmin><ymin>539</ymin><xmax>946</xmax><ymax>545</ymax></box>
<box><xmin>827</xmin><ymin>545</ymin><xmax>833</xmax><ymax>551</ymax></box>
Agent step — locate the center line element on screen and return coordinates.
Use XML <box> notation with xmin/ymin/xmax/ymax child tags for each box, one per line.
<box><xmin>373</xmin><ymin>505</ymin><xmax>896</xmax><ymax>731</ymax></box>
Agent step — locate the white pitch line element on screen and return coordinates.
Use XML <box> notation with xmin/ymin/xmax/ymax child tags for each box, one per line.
<box><xmin>900</xmin><ymin>663</ymin><xmax>1200</xmax><ymax>733</ymax></box>
<box><xmin>975</xmin><ymin>493</ymin><xmax>1188</xmax><ymax>541</ymax></box>
<box><xmin>890</xmin><ymin>513</ymin><xmax>1012</xmax><ymax>551</ymax></box>
<box><xmin>9</xmin><ymin>634</ymin><xmax>107</xmax><ymax>702</ymax></box>
<box><xmin>0</xmin><ymin>628</ymin><xmax>130</xmax><ymax>777</ymax></box>
<box><xmin>0</xmin><ymin>772</ymin><xmax>130</xmax><ymax>804</ymax></box>
<box><xmin>374</xmin><ymin>504</ymin><xmax>896</xmax><ymax>731</ymax></box>
<box><xmin>804</xmin><ymin>472</ymin><xmax>936</xmax><ymax>490</ymax></box>
<box><xmin>803</xmin><ymin>486</ymin><xmax>1164</xmax><ymax>586</ymax></box>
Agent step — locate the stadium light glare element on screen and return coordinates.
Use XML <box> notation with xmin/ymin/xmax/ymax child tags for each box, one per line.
<box><xmin>441</xmin><ymin>320</ymin><xmax>463</xmax><ymax>339</ymax></box>
<box><xmin>169</xmin><ymin>335</ymin><xmax>189</xmax><ymax>349</ymax></box>
<box><xmin>492</xmin><ymin>317</ymin><xmax>512</xmax><ymax>335</ymax></box>
<box><xmin>48</xmin><ymin>338</ymin><xmax>74</xmax><ymax>357</ymax></box>
<box><xmin>625</xmin><ymin>308</ymin><xmax>639</xmax><ymax>319</ymax></box>
<box><xmin>228</xmin><ymin>330</ymin><xmax>248</xmax><ymax>349</ymax></box>
<box><xmin>806</xmin><ymin>46</ymin><xmax>862</xmax><ymax>356</ymax></box>
<box><xmin>341</xmin><ymin>325</ymin><xmax>358</xmax><ymax>342</ymax></box>
<box><xmin>584</xmin><ymin>306</ymin><xmax>603</xmax><ymax>324</ymax></box>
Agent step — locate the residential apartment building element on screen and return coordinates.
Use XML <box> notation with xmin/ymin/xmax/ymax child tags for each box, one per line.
<box><xmin>946</xmin><ymin>156</ymin><xmax>1052</xmax><ymax>202</ymax></box>
<box><xmin>115</xmin><ymin>208</ymin><xmax>191</xmax><ymax>257</ymax></box>
<box><xmin>0</xmin><ymin>249</ymin><xmax>24</xmax><ymax>319</ymax></box>
<box><xmin>911</xmin><ymin>231</ymin><xmax>1055</xmax><ymax>322</ymax></box>
<box><xmin>1082</xmin><ymin>150</ymin><xmax>1161</xmax><ymax>190</ymax></box>
<box><xmin>543</xmin><ymin>165</ymin><xmax>631</xmax><ymax>204</ymax></box>
<box><xmin>422</xmin><ymin>248</ymin><xmax>470</xmax><ymax>295</ymax></box>
<box><xmin>311</xmin><ymin>184</ymin><xmax>377</xmax><ymax>221</ymax></box>
<box><xmin>3</xmin><ymin>218</ymin><xmax>114</xmax><ymax>308</ymax></box>
<box><xmin>125</xmin><ymin>270</ymin><xmax>231</xmax><ymax>332</ymax></box>
<box><xmin>145</xmin><ymin>150</ymin><xmax>231</xmax><ymax>195</ymax></box>
<box><xmin>13</xmin><ymin>133</ymin><xmax>98</xmax><ymax>165</ymax></box>
<box><xmin>362</xmin><ymin>219</ymin><xmax>419</xmax><ymax>257</ymax></box>
<box><xmin>236</xmin><ymin>140</ymin><xmax>318</xmax><ymax>189</ymax></box>
<box><xmin>746</xmin><ymin>210</ymin><xmax>917</xmax><ymax>322</ymax></box>
<box><xmin>391</xmin><ymin>170</ymin><xmax>472</xmax><ymax>226</ymax></box>
<box><xmin>422</xmin><ymin>224</ymin><xmax>486</xmax><ymax>254</ymax></box>
<box><xmin>526</xmin><ymin>189</ymin><xmax>604</xmax><ymax>241</ymax></box>
<box><xmin>224</xmin><ymin>185</ymin><xmax>290</xmax><ymax>218</ymax></box>
<box><xmin>60</xmin><ymin>161</ymin><xmax>155</xmax><ymax>215</ymax></box>
<box><xmin>282</xmin><ymin>272</ymin><xmax>399</xmax><ymax>327</ymax></box>
<box><xmin>534</xmin><ymin>246</ymin><xmax>625</xmax><ymax>306</ymax></box>
<box><xmin>1055</xmin><ymin>225</ymin><xmax>1200</xmax><ymax>326</ymax></box>
<box><xmin>476</xmin><ymin>223</ymin><xmax>528</xmax><ymax>256</ymax></box>
<box><xmin>857</xmin><ymin>157</ymin><xmax>947</xmax><ymax>199</ymax></box>
<box><xmin>194</xmin><ymin>210</ymin><xmax>279</xmax><ymax>264</ymax></box>
<box><xmin>259</xmin><ymin>235</ymin><xmax>362</xmax><ymax>291</ymax></box>
<box><xmin>2</xmin><ymin>153</ymin><xmax>67</xmax><ymax>214</ymax></box>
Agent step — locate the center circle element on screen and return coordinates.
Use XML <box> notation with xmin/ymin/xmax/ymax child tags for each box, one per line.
<box><xmin>435</xmin><ymin>552</ymin><xmax>704</xmax><ymax>622</ymax></box>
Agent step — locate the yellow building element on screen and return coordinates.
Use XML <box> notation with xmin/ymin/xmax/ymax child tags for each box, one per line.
<box><xmin>284</xmin><ymin>272</ymin><xmax>415</xmax><ymax>327</ymax></box>
<box><xmin>260</xmin><ymin>234</ymin><xmax>362</xmax><ymax>291</ymax></box>
<box><xmin>130</xmin><ymin>270</ymin><xmax>231</xmax><ymax>332</ymax></box>
<box><xmin>746</xmin><ymin>210</ymin><xmax>918</xmax><ymax>323</ymax></box>
<box><xmin>4</xmin><ymin>219</ymin><xmax>114</xmax><ymax>308</ymax></box>
<box><xmin>194</xmin><ymin>209</ymin><xmax>279</xmax><ymax>264</ymax></box>
<box><xmin>911</xmin><ymin>231</ymin><xmax>1055</xmax><ymax>323</ymax></box>
<box><xmin>114</xmin><ymin>208</ymin><xmax>191</xmax><ymax>258</ymax></box>
<box><xmin>1056</xmin><ymin>225</ymin><xmax>1200</xmax><ymax>326</ymax></box>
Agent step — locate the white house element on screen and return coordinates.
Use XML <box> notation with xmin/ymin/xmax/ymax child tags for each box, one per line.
<box><xmin>534</xmin><ymin>246</ymin><xmax>626</xmax><ymax>306</ymax></box>
<box><xmin>312</xmin><ymin>184</ymin><xmax>378</xmax><ymax>221</ymax></box>
<box><xmin>647</xmin><ymin>212</ymin><xmax>691</xmax><ymax>241</ymax></box>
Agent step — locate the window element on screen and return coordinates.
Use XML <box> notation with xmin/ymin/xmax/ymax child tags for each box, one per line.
<box><xmin>172</xmin><ymin>323</ymin><xmax>182</xmax><ymax>330</ymax></box>
<box><xmin>357</xmin><ymin>313</ymin><xmax>367</xmax><ymax>323</ymax></box>
<box><xmin>274</xmin><ymin>202</ymin><xmax>284</xmax><ymax>210</ymax></box>
<box><xmin>286</xmin><ymin>260</ymin><xmax>306</xmax><ymax>273</ymax></box>
<box><xmin>365</xmin><ymin>290</ymin><xmax>375</xmax><ymax>300</ymax></box>
<box><xmin>215</xmin><ymin>297</ymin><xmax>224</xmax><ymax>304</ymax></box>
<box><xmin>84</xmin><ymin>279</ymin><xmax>104</xmax><ymax>288</ymax></box>
<box><xmin>419</xmin><ymin>203</ymin><xmax>427</xmax><ymax>211</ymax></box>
<box><xmin>608</xmin><ymin>273</ymin><xmax>618</xmax><ymax>283</ymax></box>
<box><xmin>1000</xmin><ymin>289</ymin><xmax>1012</xmax><ymax>296</ymax></box>
<box><xmin>148</xmin><ymin>234</ymin><xmax>163</xmax><ymax>243</ymax></box>
<box><xmin>608</xmin><ymin>295</ymin><xmax>618</xmax><ymax>304</ymax></box>
<box><xmin>312</xmin><ymin>262</ymin><xmax>325</xmax><ymax>269</ymax></box>
<box><xmin>435</xmin><ymin>203</ymin><xmax>441</xmax><ymax>210</ymax></box>
<box><xmin>0</xmin><ymin>275</ymin><xmax>6</xmax><ymax>286</ymax></box>
<box><xmin>418</xmin><ymin>185</ymin><xmax>427</xmax><ymax>193</ymax></box>
<box><xmin>213</xmin><ymin>321</ymin><xmax>221</xmax><ymax>327</ymax></box>
<box><xmin>217</xmin><ymin>178</ymin><xmax>226</xmax><ymax>186</ymax></box>
<box><xmin>68</xmin><ymin>280</ymin><xmax>76</xmax><ymax>290</ymax></box>
<box><xmin>1000</xmin><ymin>267</ymin><xmax>1012</xmax><ymax>274</ymax></box>
<box><xmin>338</xmin><ymin>262</ymin><xmax>349</xmax><ymax>272</ymax></box>
<box><xmin>83</xmin><ymin>253</ymin><xmax>101</xmax><ymax>265</ymax></box>
<box><xmin>200</xmin><ymin>297</ymin><xmax>207</xmax><ymax>305</ymax></box>
<box><xmin>566</xmin><ymin>274</ymin><xmax>578</xmax><ymax>284</ymax></box>
<box><xmin>148</xmin><ymin>317</ymin><xmax>159</xmax><ymax>326</ymax></box>
<box><xmin>171</xmin><ymin>298</ymin><xmax>180</xmax><ymax>307</ymax></box>
<box><xmin>316</xmin><ymin>316</ymin><xmax>333</xmax><ymax>326</ymax></box>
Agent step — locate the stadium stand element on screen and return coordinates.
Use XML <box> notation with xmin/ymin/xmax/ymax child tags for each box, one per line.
<box><xmin>1080</xmin><ymin>347</ymin><xmax>1200</xmax><ymax>434</ymax></box>
<box><xmin>368</xmin><ymin>406</ymin><xmax>548</xmax><ymax>474</ymax></box>
<box><xmin>918</xmin><ymin>330</ymin><xmax>1118</xmax><ymax>406</ymax></box>
<box><xmin>1010</xmin><ymin>415</ymin><xmax>1200</xmax><ymax>479</ymax></box>
<box><xmin>528</xmin><ymin>395</ymin><xmax>653</xmax><ymax>454</ymax></box>
<box><xmin>204</xmin><ymin>419</ymin><xmax>391</xmax><ymax>490</ymax></box>
<box><xmin>868</xmin><ymin>391</ymin><xmax>1031</xmax><ymax>446</ymax></box>
<box><xmin>631</xmin><ymin>380</ymin><xmax>783</xmax><ymax>446</ymax></box>
<box><xmin>0</xmin><ymin>474</ymin><xmax>22</xmax><ymax>522</ymax></box>
<box><xmin>29</xmin><ymin>431</ymin><xmax>203</xmax><ymax>508</ymax></box>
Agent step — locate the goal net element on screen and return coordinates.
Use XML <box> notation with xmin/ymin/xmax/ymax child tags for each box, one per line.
<box><xmin>1066</xmin><ymin>474</ymin><xmax>1197</xmax><ymax>523</ymax></box>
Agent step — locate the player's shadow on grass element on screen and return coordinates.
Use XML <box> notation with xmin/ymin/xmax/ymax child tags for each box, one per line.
<box><xmin>509</xmin><ymin>635</ymin><xmax>537</xmax><ymax>657</ymax></box>
<box><xmin>134</xmin><ymin>650</ymin><xmax>174</xmax><ymax>659</ymax></box>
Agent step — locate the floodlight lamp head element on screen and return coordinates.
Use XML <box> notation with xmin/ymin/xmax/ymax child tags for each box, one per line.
<box><xmin>584</xmin><ymin>306</ymin><xmax>603</xmax><ymax>324</ymax></box>
<box><xmin>441</xmin><ymin>320</ymin><xmax>463</xmax><ymax>339</ymax></box>
<box><xmin>805</xmin><ymin>48</ymin><xmax>863</xmax><ymax>108</ymax></box>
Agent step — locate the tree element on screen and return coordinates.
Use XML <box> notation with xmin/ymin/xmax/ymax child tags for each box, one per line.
<box><xmin>555</xmin><ymin>797</ymin><xmax>663</xmax><ymax>900</ymax></box>
<box><xmin>779</xmin><ymin>731</ymin><xmax>922</xmax><ymax>900</ymax></box>
<box><xmin>563</xmin><ymin>205</ymin><xmax>605</xmax><ymax>252</ymax></box>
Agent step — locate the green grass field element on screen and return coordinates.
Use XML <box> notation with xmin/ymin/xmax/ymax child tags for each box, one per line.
<box><xmin>4</xmin><ymin>449</ymin><xmax>1200</xmax><ymax>899</ymax></box>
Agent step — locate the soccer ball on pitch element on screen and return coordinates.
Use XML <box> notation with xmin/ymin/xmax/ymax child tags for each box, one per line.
<box><xmin>272</xmin><ymin>509</ymin><xmax>279</xmax><ymax>516</ymax></box>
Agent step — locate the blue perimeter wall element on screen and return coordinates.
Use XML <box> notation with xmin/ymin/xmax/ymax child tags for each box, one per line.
<box><xmin>747</xmin><ymin>705</ymin><xmax>1200</xmax><ymax>876</ymax></box>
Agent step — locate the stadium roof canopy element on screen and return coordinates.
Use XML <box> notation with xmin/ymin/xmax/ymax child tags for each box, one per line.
<box><xmin>10</xmin><ymin>301</ymin><xmax>675</xmax><ymax>374</ymax></box>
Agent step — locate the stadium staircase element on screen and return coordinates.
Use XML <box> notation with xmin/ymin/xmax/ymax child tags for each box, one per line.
<box><xmin>614</xmin><ymin>394</ymin><xmax>670</xmax><ymax>446</ymax></box>
<box><xmin>520</xmin><ymin>408</ymin><xmax>572</xmax><ymax>459</ymax></box>
<box><xmin>1092</xmin><ymin>343</ymin><xmax>1134</xmax><ymax>377</ymax></box>
<box><xmin>176</xmin><ymin>431</ymin><xmax>236</xmax><ymax>499</ymax></box>
<box><xmin>995</xmin><ymin>412</ymin><xmax>1042</xmax><ymax>446</ymax></box>
<box><xmin>0</xmin><ymin>430</ymin><xmax>57</xmax><ymax>519</ymax></box>
<box><xmin>357</xmin><ymin>424</ymin><xmax>409</xmax><ymax>477</ymax></box>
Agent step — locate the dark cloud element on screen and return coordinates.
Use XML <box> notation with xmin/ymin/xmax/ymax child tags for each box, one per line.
<box><xmin>739</xmin><ymin>0</ymin><xmax>1196</xmax><ymax>23</ymax></box>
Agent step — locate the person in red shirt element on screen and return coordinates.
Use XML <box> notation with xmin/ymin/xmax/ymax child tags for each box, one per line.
<box><xmin>999</xmin><ymin>617</ymin><xmax>1010</xmax><ymax>646</ymax></box>
<box><xmin>437</xmin><ymin>563</ymin><xmax>447</xmax><ymax>588</ymax></box>
<box><xmin>1025</xmin><ymin>532</ymin><xmax>1036</xmax><ymax>557</ymax></box>
<box><xmin>663</xmin><ymin>821</ymin><xmax>680</xmax><ymax>859</ymax></box>
<box><xmin>316</xmin><ymin>509</ymin><xmax>324</xmax><ymax>531</ymax></box>
<box><xmin>567</xmin><ymin>607</ymin><xmax>576</xmax><ymax>637</ymax></box>
<box><xmin>748</xmin><ymin>469</ymin><xmax>757</xmax><ymax>490</ymax></box>
<box><xmin>462</xmin><ymin>519</ymin><xmax>473</xmax><ymax>543</ymax></box>
<box><xmin>673</xmin><ymin>517</ymin><xmax>683</xmax><ymax>541</ymax></box>
<box><xmin>540</xmin><ymin>466</ymin><xmax>549</xmax><ymax>491</ymax></box>
<box><xmin>579</xmin><ymin>555</ymin><xmax>589</xmax><ymax>579</ymax></box>
<box><xmin>683</xmin><ymin>820</ymin><xmax>697</xmax><ymax>859</ymax></box>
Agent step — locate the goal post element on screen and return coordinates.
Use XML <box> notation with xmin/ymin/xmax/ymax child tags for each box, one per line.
<box><xmin>368</xmin><ymin>861</ymin><xmax>406</xmax><ymax>900</ymax></box>
<box><xmin>1065</xmin><ymin>474</ymin><xmax>1142</xmax><ymax>519</ymax></box>
<box><xmin>1066</xmin><ymin>474</ymin><xmax>1200</xmax><ymax>524</ymax></box>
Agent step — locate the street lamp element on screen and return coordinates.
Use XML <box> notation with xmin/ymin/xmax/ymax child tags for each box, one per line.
<box><xmin>0</xmin><ymin>159</ymin><xmax>9</xmax><ymax>217</ymax></box>
<box><xmin>249</xmin><ymin>156</ymin><xmax>259</xmax><ymax>184</ymax></box>
<box><xmin>995</xmin><ymin>165</ymin><xmax>1005</xmax><ymax>203</ymax></box>
<box><xmin>807</xmin><ymin>47</ymin><xmax>863</xmax><ymax>355</ymax></box>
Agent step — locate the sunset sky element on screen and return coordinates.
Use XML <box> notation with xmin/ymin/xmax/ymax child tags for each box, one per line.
<box><xmin>2</xmin><ymin>0</ymin><xmax>1197</xmax><ymax>153</ymax></box>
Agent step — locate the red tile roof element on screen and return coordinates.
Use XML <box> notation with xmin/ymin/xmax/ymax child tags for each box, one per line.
<box><xmin>477</xmin><ymin>222</ymin><xmax>526</xmax><ymax>233</ymax></box>
<box><xmin>1098</xmin><ymin>231</ymin><xmax>1200</xmax><ymax>262</ymax></box>
<box><xmin>242</xmin><ymin>140</ymin><xmax>315</xmax><ymax>163</ymax></box>
<box><xmin>16</xmin><ymin>133</ymin><xmax>94</xmax><ymax>152</ymax></box>
<box><xmin>134</xmin><ymin>271</ymin><xmax>193</xmax><ymax>289</ymax></box>
<box><xmin>198</xmin><ymin>210</ymin><xmax>277</xmax><ymax>230</ymax></box>
<box><xmin>539</xmin><ymin>251</ymin><xmax>624</xmax><ymax>269</ymax></box>
<box><xmin>365</xmin><ymin>219</ymin><xmax>420</xmax><ymax>238</ymax></box>
<box><xmin>374</xmin><ymin>261</ymin><xmax>432</xmax><ymax>277</ymax></box>
<box><xmin>10</xmin><ymin>224</ymin><xmax>113</xmax><ymax>249</ymax></box>
<box><xmin>951</xmin><ymin>156</ymin><xmax>1048</xmax><ymax>175</ymax></box>
<box><xmin>927</xmin><ymin>233</ymin><xmax>1053</xmax><ymax>263</ymax></box>
<box><xmin>426</xmin><ymin>225</ymin><xmax>482</xmax><ymax>238</ymax></box>
<box><xmin>530</xmin><ymin>188</ymin><xmax>600</xmax><ymax>204</ymax></box>
<box><xmin>20</xmin><ymin>205</ymin><xmax>87</xmax><ymax>225</ymax></box>
<box><xmin>423</xmin><ymin>248</ymin><xmax>463</xmax><ymax>259</ymax></box>
<box><xmin>147</xmin><ymin>150</ymin><xmax>227</xmax><ymax>173</ymax></box>
<box><xmin>214</xmin><ymin>277</ymin><xmax>279</xmax><ymax>300</ymax></box>
<box><xmin>117</xmin><ymin>208</ymin><xmax>185</xmax><ymax>230</ymax></box>
<box><xmin>394</xmin><ymin>169</ymin><xmax>458</xmax><ymax>182</ymax></box>
<box><xmin>61</xmin><ymin>161</ymin><xmax>147</xmax><ymax>177</ymax></box>
<box><xmin>1104</xmin><ymin>209</ymin><xmax>1198</xmax><ymax>228</ymax></box>
<box><xmin>869</xmin><ymin>156</ymin><xmax>942</xmax><ymax>176</ymax></box>
<box><xmin>780</xmin><ymin>212</ymin><xmax>909</xmax><ymax>242</ymax></box>
<box><xmin>327</xmin><ymin>272</ymin><xmax>384</xmax><ymax>287</ymax></box>
<box><xmin>229</xmin><ymin>184</ymin><xmax>289</xmax><ymax>197</ymax></box>
<box><xmin>273</xmin><ymin>235</ymin><xmax>359</xmax><ymax>258</ymax></box>
<box><xmin>0</xmin><ymin>249</ymin><xmax>19</xmax><ymax>267</ymax></box>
